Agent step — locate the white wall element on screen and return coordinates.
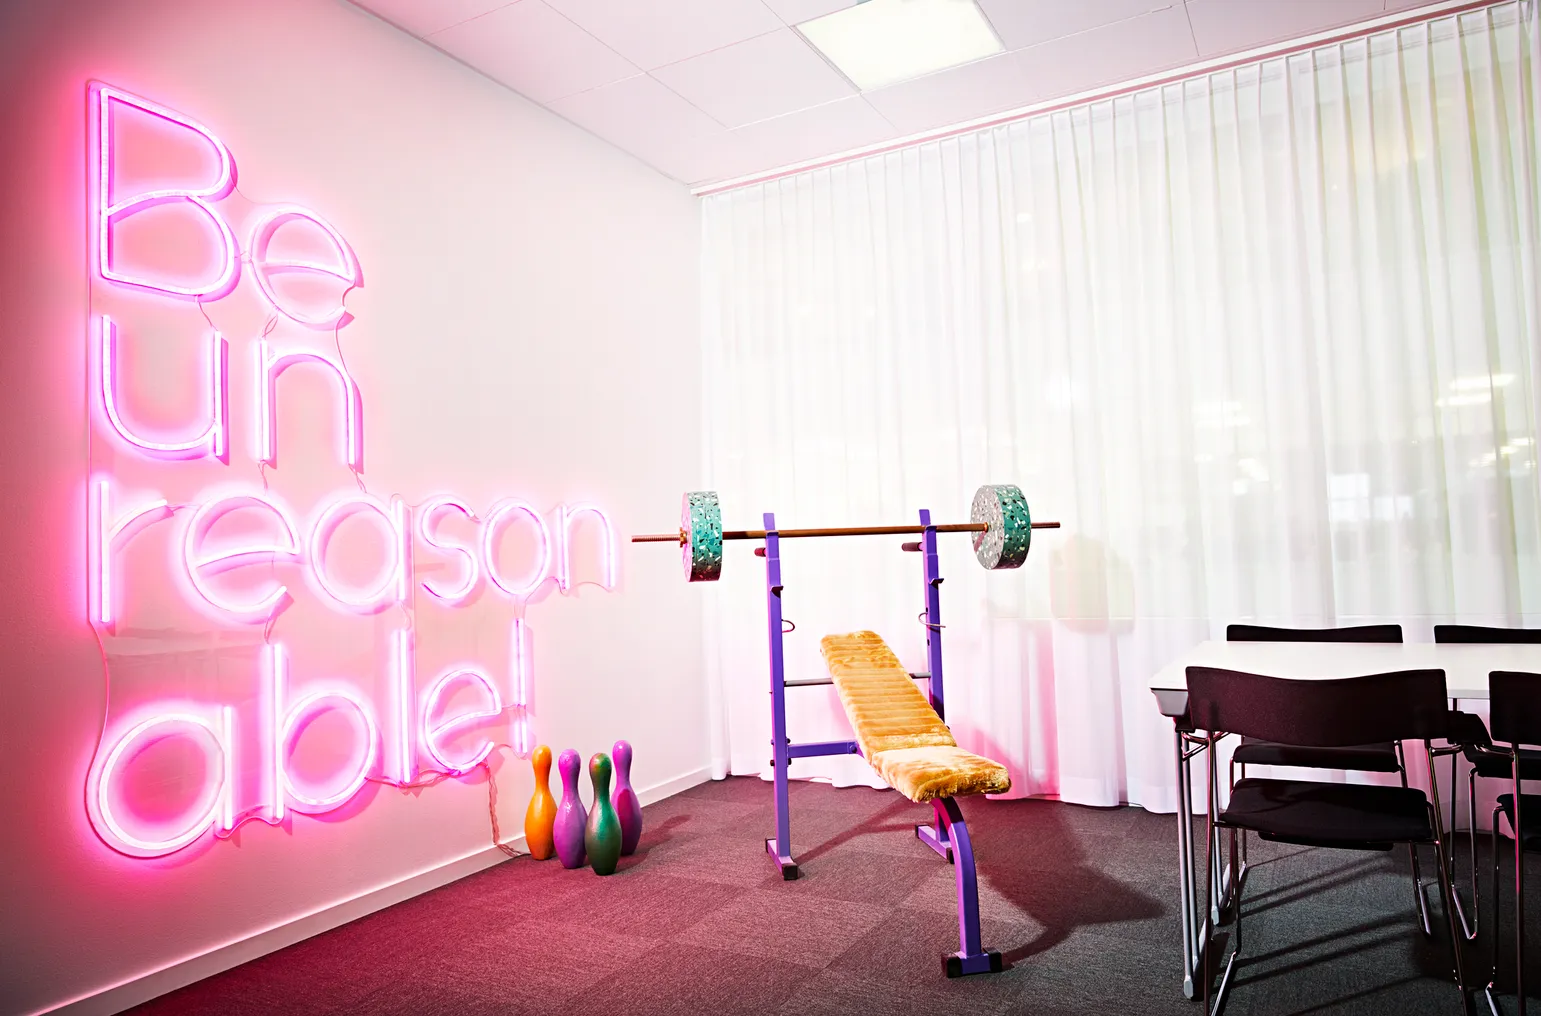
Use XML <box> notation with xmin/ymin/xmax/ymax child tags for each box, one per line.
<box><xmin>0</xmin><ymin>1</ymin><xmax>706</xmax><ymax>1013</ymax></box>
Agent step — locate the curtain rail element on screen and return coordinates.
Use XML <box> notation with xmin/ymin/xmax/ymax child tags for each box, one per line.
<box><xmin>692</xmin><ymin>0</ymin><xmax>1511</xmax><ymax>197</ymax></box>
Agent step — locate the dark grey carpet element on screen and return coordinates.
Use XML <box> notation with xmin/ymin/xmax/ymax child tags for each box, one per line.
<box><xmin>126</xmin><ymin>776</ymin><xmax>1538</xmax><ymax>1015</ymax></box>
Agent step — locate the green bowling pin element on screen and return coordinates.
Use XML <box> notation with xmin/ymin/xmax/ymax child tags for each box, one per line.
<box><xmin>584</xmin><ymin>753</ymin><xmax>623</xmax><ymax>876</ymax></box>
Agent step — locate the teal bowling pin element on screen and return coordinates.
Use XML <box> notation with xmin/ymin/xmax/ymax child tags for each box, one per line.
<box><xmin>584</xmin><ymin>753</ymin><xmax>623</xmax><ymax>876</ymax></box>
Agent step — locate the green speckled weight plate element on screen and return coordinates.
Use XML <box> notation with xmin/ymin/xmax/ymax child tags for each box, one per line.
<box><xmin>682</xmin><ymin>491</ymin><xmax>723</xmax><ymax>582</ymax></box>
<box><xmin>971</xmin><ymin>484</ymin><xmax>1031</xmax><ymax>570</ymax></box>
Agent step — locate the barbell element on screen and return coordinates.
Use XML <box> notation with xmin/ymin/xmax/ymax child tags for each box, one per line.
<box><xmin>632</xmin><ymin>484</ymin><xmax>1060</xmax><ymax>582</ymax></box>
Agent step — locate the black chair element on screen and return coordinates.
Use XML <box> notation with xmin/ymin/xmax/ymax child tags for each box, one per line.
<box><xmin>1434</xmin><ymin>626</ymin><xmax>1541</xmax><ymax>941</ymax></box>
<box><xmin>1188</xmin><ymin>666</ymin><xmax>1469</xmax><ymax>1015</ymax></box>
<box><xmin>1484</xmin><ymin>670</ymin><xmax>1541</xmax><ymax>1016</ymax></box>
<box><xmin>1223</xmin><ymin>624</ymin><xmax>1430</xmax><ymax>931</ymax></box>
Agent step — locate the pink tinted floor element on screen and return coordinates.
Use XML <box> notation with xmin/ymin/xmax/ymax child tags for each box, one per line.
<box><xmin>125</xmin><ymin>777</ymin><xmax>1496</xmax><ymax>1016</ymax></box>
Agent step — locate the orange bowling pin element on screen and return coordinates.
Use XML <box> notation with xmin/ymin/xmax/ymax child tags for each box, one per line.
<box><xmin>524</xmin><ymin>745</ymin><xmax>558</xmax><ymax>860</ymax></box>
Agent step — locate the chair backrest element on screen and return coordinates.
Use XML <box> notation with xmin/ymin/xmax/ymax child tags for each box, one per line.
<box><xmin>1226</xmin><ymin>623</ymin><xmax>1403</xmax><ymax>644</ymax></box>
<box><xmin>1435</xmin><ymin>625</ymin><xmax>1541</xmax><ymax>644</ymax></box>
<box><xmin>1488</xmin><ymin>671</ymin><xmax>1541</xmax><ymax>747</ymax></box>
<box><xmin>1186</xmin><ymin>667</ymin><xmax>1449</xmax><ymax>745</ymax></box>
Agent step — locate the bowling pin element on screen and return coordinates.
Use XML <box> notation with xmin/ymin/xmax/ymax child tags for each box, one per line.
<box><xmin>585</xmin><ymin>753</ymin><xmax>622</xmax><ymax>876</ymax></box>
<box><xmin>524</xmin><ymin>745</ymin><xmax>558</xmax><ymax>861</ymax></box>
<box><xmin>612</xmin><ymin>740</ymin><xmax>642</xmax><ymax>856</ymax></box>
<box><xmin>553</xmin><ymin>748</ymin><xmax>587</xmax><ymax>869</ymax></box>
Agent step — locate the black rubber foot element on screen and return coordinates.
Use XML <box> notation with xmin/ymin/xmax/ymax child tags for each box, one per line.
<box><xmin>943</xmin><ymin>950</ymin><xmax>1004</xmax><ymax>978</ymax></box>
<box><xmin>781</xmin><ymin>863</ymin><xmax>799</xmax><ymax>881</ymax></box>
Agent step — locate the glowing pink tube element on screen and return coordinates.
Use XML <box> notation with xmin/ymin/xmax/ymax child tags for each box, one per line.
<box><xmin>510</xmin><ymin>617</ymin><xmax>530</xmax><ymax>756</ymax></box>
<box><xmin>306</xmin><ymin>494</ymin><xmax>406</xmax><ymax>614</ymax></box>
<box><xmin>557</xmin><ymin>503</ymin><xmax>618</xmax><ymax>592</ymax></box>
<box><xmin>181</xmin><ymin>491</ymin><xmax>300</xmax><ymax>624</ymax></box>
<box><xmin>389</xmin><ymin>629</ymin><xmax>417</xmax><ymax>783</ymax></box>
<box><xmin>248</xmin><ymin>206</ymin><xmax>362</xmax><ymax>329</ymax></box>
<box><xmin>420</xmin><ymin>667</ymin><xmax>502</xmax><ymax>775</ymax></box>
<box><xmin>481</xmin><ymin>499</ymin><xmax>550</xmax><ymax>600</ymax></box>
<box><xmin>92</xmin><ymin>83</ymin><xmax>239</xmax><ymax>300</ymax></box>
<box><xmin>97</xmin><ymin>315</ymin><xmax>228</xmax><ymax>462</ymax></box>
<box><xmin>417</xmin><ymin>496</ymin><xmax>480</xmax><ymax>604</ymax></box>
<box><xmin>87</xmin><ymin>708</ymin><xmax>232</xmax><ymax>858</ymax></box>
<box><xmin>89</xmin><ymin>478</ymin><xmax>173</xmax><ymax>630</ymax></box>
<box><xmin>281</xmin><ymin>689</ymin><xmax>380</xmax><ymax>814</ymax></box>
<box><xmin>255</xmin><ymin>338</ymin><xmax>363</xmax><ymax>473</ymax></box>
<box><xmin>264</xmin><ymin>644</ymin><xmax>287</xmax><ymax>824</ymax></box>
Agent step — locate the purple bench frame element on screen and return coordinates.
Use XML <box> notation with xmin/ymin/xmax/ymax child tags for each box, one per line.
<box><xmin>760</xmin><ymin>508</ymin><xmax>1002</xmax><ymax>977</ymax></box>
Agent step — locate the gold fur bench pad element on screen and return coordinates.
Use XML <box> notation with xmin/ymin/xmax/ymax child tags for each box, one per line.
<box><xmin>820</xmin><ymin>631</ymin><xmax>1012</xmax><ymax>803</ymax></box>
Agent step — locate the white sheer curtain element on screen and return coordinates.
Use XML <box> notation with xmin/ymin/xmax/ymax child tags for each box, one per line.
<box><xmin>698</xmin><ymin>2</ymin><xmax>1541</xmax><ymax>813</ymax></box>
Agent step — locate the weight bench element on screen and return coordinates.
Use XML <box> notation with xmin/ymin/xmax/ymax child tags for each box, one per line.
<box><xmin>821</xmin><ymin>630</ymin><xmax>1012</xmax><ymax>976</ymax></box>
<box><xmin>634</xmin><ymin>500</ymin><xmax>1049</xmax><ymax>978</ymax></box>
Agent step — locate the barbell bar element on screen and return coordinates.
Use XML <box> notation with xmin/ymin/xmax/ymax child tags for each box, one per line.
<box><xmin>632</xmin><ymin>484</ymin><xmax>1060</xmax><ymax>582</ymax></box>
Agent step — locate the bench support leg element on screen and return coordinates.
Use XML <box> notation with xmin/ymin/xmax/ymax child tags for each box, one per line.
<box><xmin>933</xmin><ymin>797</ymin><xmax>1003</xmax><ymax>977</ymax></box>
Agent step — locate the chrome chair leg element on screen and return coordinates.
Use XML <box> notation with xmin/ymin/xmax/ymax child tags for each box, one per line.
<box><xmin>1455</xmin><ymin>764</ymin><xmax>1482</xmax><ymax>941</ymax></box>
<box><xmin>1488</xmin><ymin>806</ymin><xmax>1505</xmax><ymax>1015</ymax></box>
<box><xmin>1402</xmin><ymin>743</ymin><xmax>1434</xmax><ymax>937</ymax></box>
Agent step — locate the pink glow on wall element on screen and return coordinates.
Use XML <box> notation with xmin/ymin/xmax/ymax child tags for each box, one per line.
<box><xmin>557</xmin><ymin>503</ymin><xmax>617</xmax><ymax>592</ymax></box>
<box><xmin>248</xmin><ymin>206</ymin><xmax>362</xmax><ymax>329</ymax></box>
<box><xmin>255</xmin><ymin>338</ymin><xmax>364</xmax><ymax>473</ymax></box>
<box><xmin>416</xmin><ymin>496</ymin><xmax>480</xmax><ymax>605</ymax></box>
<box><xmin>420</xmin><ymin>667</ymin><xmax>501</xmax><ymax>775</ymax></box>
<box><xmin>482</xmin><ymin>499</ymin><xmax>550</xmax><ymax>600</ymax></box>
<box><xmin>280</xmin><ymin>689</ymin><xmax>380</xmax><ymax>814</ymax></box>
<box><xmin>92</xmin><ymin>83</ymin><xmax>240</xmax><ymax>300</ymax></box>
<box><xmin>305</xmin><ymin>494</ymin><xmax>408</xmax><ymax>614</ymax></box>
<box><xmin>82</xmin><ymin>82</ymin><xmax>618</xmax><ymax>861</ymax></box>
<box><xmin>97</xmin><ymin>315</ymin><xmax>229</xmax><ymax>462</ymax></box>
<box><xmin>181</xmin><ymin>490</ymin><xmax>301</xmax><ymax>624</ymax></box>
<box><xmin>86</xmin><ymin>706</ymin><xmax>235</xmax><ymax>858</ymax></box>
<box><xmin>89</xmin><ymin>478</ymin><xmax>174</xmax><ymax>630</ymax></box>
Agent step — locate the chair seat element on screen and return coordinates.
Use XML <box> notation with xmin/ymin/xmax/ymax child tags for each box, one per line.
<box><xmin>1231</xmin><ymin>737</ymin><xmax>1400</xmax><ymax>772</ymax></box>
<box><xmin>1221</xmin><ymin>778</ymin><xmax>1434</xmax><ymax>846</ymax></box>
<box><xmin>1464</xmin><ymin>744</ymin><xmax>1541</xmax><ymax>780</ymax></box>
<box><xmin>1495</xmin><ymin>793</ymin><xmax>1541</xmax><ymax>851</ymax></box>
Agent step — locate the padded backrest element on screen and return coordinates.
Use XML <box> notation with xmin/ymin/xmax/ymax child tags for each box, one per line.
<box><xmin>1227</xmin><ymin>624</ymin><xmax>1403</xmax><ymax>644</ymax></box>
<box><xmin>1186</xmin><ymin>667</ymin><xmax>1449</xmax><ymax>745</ymax></box>
<box><xmin>821</xmin><ymin>631</ymin><xmax>955</xmax><ymax>756</ymax></box>
<box><xmin>1489</xmin><ymin>671</ymin><xmax>1541</xmax><ymax>747</ymax></box>
<box><xmin>1435</xmin><ymin>625</ymin><xmax>1541</xmax><ymax>644</ymax></box>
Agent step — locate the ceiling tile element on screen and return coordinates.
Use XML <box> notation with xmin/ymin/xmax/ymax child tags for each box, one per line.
<box><xmin>431</xmin><ymin>0</ymin><xmax>639</xmax><ymax>104</ymax></box>
<box><xmin>730</xmin><ymin>96</ymin><xmax>897</xmax><ymax>169</ymax></box>
<box><xmin>652</xmin><ymin>28</ymin><xmax>857</xmax><ymax>128</ymax></box>
<box><xmin>546</xmin><ymin>72</ymin><xmax>770</xmax><ymax>184</ymax></box>
<box><xmin>1185</xmin><ymin>0</ymin><xmax>1385</xmax><ymax>58</ymax></box>
<box><xmin>864</xmin><ymin>51</ymin><xmax>1040</xmax><ymax>136</ymax></box>
<box><xmin>979</xmin><ymin>0</ymin><xmax>1173</xmax><ymax>50</ymax></box>
<box><xmin>636</xmin><ymin>131</ymin><xmax>773</xmax><ymax>185</ymax></box>
<box><xmin>547</xmin><ymin>72</ymin><xmax>724</xmax><ymax>148</ymax></box>
<box><xmin>760</xmin><ymin>0</ymin><xmax>857</xmax><ymax>25</ymax></box>
<box><xmin>1015</xmin><ymin>5</ymin><xmax>1198</xmax><ymax>100</ymax></box>
<box><xmin>351</xmin><ymin>0</ymin><xmax>515</xmax><ymax>37</ymax></box>
<box><xmin>545</xmin><ymin>0</ymin><xmax>784</xmax><ymax>70</ymax></box>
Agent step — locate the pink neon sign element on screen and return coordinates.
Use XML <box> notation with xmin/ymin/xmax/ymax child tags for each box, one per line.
<box><xmin>84</xmin><ymin>83</ymin><xmax>616</xmax><ymax>859</ymax></box>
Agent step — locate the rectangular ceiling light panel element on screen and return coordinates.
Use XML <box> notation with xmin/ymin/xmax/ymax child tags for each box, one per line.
<box><xmin>798</xmin><ymin>0</ymin><xmax>1004</xmax><ymax>91</ymax></box>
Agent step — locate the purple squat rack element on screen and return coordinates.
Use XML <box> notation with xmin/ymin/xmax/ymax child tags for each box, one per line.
<box><xmin>759</xmin><ymin>507</ymin><xmax>1003</xmax><ymax>978</ymax></box>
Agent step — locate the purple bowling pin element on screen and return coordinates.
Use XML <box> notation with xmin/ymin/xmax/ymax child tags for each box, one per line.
<box><xmin>553</xmin><ymin>749</ymin><xmax>587</xmax><ymax>869</ymax></box>
<box><xmin>612</xmin><ymin>740</ymin><xmax>643</xmax><ymax>855</ymax></box>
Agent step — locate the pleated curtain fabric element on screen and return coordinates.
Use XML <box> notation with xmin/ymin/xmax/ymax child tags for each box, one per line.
<box><xmin>699</xmin><ymin>3</ymin><xmax>1541</xmax><ymax>812</ymax></box>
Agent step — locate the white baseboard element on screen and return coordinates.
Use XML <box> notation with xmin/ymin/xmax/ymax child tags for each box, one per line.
<box><xmin>35</xmin><ymin>765</ymin><xmax>713</xmax><ymax>1016</ymax></box>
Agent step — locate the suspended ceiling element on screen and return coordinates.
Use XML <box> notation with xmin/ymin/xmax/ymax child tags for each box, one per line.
<box><xmin>350</xmin><ymin>0</ymin><xmax>1442</xmax><ymax>189</ymax></box>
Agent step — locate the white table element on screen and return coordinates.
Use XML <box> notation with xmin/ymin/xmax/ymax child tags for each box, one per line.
<box><xmin>1148</xmin><ymin>640</ymin><xmax>1541</xmax><ymax>998</ymax></box>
